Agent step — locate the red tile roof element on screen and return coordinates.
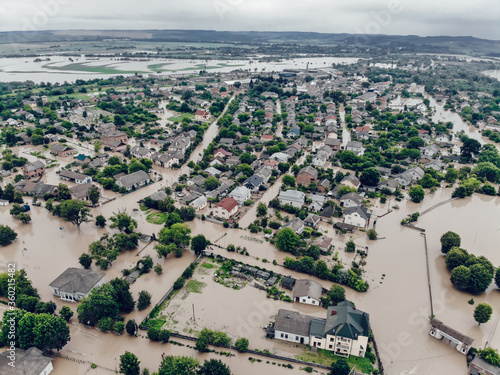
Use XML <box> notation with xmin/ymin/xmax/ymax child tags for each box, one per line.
<box><xmin>216</xmin><ymin>197</ymin><xmax>239</xmax><ymax>212</ymax></box>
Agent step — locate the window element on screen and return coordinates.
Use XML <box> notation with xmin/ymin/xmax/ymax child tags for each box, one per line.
<box><xmin>285</xmin><ymin>334</ymin><xmax>288</xmax><ymax>339</ymax></box>
<box><xmin>329</xmin><ymin>345</ymin><xmax>333</xmax><ymax>349</ymax></box>
<box><xmin>330</xmin><ymin>337</ymin><xmax>334</xmax><ymax>342</ymax></box>
<box><xmin>296</xmin><ymin>336</ymin><xmax>299</xmax><ymax>340</ymax></box>
<box><xmin>281</xmin><ymin>333</ymin><xmax>284</xmax><ymax>338</ymax></box>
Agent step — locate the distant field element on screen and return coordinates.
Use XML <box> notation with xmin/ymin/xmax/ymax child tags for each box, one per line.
<box><xmin>43</xmin><ymin>62</ymin><xmax>148</xmax><ymax>75</ymax></box>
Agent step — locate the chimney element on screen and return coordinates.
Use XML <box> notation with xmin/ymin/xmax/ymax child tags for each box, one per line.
<box><xmin>331</xmin><ymin>310</ymin><xmax>337</xmax><ymax>316</ymax></box>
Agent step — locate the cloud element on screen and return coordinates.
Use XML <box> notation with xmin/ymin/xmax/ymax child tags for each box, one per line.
<box><xmin>0</xmin><ymin>0</ymin><xmax>498</xmax><ymax>40</ymax></box>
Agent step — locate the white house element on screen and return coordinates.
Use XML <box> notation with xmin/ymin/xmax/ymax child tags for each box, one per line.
<box><xmin>275</xmin><ymin>301</ymin><xmax>370</xmax><ymax>358</ymax></box>
<box><xmin>49</xmin><ymin>268</ymin><xmax>105</xmax><ymax>302</ymax></box>
<box><xmin>292</xmin><ymin>279</ymin><xmax>322</xmax><ymax>305</ymax></box>
<box><xmin>115</xmin><ymin>170</ymin><xmax>151</xmax><ymax>191</ymax></box>
<box><xmin>343</xmin><ymin>206</ymin><xmax>370</xmax><ymax>228</ymax></box>
<box><xmin>0</xmin><ymin>347</ymin><xmax>53</xmax><ymax>375</ymax></box>
<box><xmin>274</xmin><ymin>309</ymin><xmax>312</xmax><ymax>346</ymax></box>
<box><xmin>229</xmin><ymin>185</ymin><xmax>251</xmax><ymax>205</ymax></box>
<box><xmin>345</xmin><ymin>141</ymin><xmax>365</xmax><ymax>156</ymax></box>
<box><xmin>278</xmin><ymin>190</ymin><xmax>305</xmax><ymax>208</ymax></box>
<box><xmin>284</xmin><ymin>218</ymin><xmax>305</xmax><ymax>235</ymax></box>
<box><xmin>213</xmin><ymin>197</ymin><xmax>239</xmax><ymax>220</ymax></box>
<box><xmin>190</xmin><ymin>195</ymin><xmax>208</xmax><ymax>211</ymax></box>
<box><xmin>339</xmin><ymin>192</ymin><xmax>363</xmax><ymax>208</ymax></box>
<box><xmin>59</xmin><ymin>169</ymin><xmax>92</xmax><ymax>184</ymax></box>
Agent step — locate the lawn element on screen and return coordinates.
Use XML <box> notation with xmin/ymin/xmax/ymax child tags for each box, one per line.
<box><xmin>146</xmin><ymin>212</ymin><xmax>168</xmax><ymax>225</ymax></box>
<box><xmin>167</xmin><ymin>113</ymin><xmax>195</xmax><ymax>122</ymax></box>
<box><xmin>201</xmin><ymin>262</ymin><xmax>216</xmax><ymax>269</ymax></box>
<box><xmin>184</xmin><ymin>280</ymin><xmax>206</xmax><ymax>294</ymax></box>
<box><xmin>296</xmin><ymin>348</ymin><xmax>374</xmax><ymax>374</ymax></box>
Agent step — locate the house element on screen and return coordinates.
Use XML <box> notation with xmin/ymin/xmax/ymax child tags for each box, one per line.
<box><xmin>377</xmin><ymin>179</ymin><xmax>400</xmax><ymax>193</ymax></box>
<box><xmin>101</xmin><ymin>130</ymin><xmax>128</xmax><ymax>145</ymax></box>
<box><xmin>339</xmin><ymin>192</ymin><xmax>363</xmax><ymax>208</ymax></box>
<box><xmin>309</xmin><ymin>301</ymin><xmax>370</xmax><ymax>358</ymax></box>
<box><xmin>304</xmin><ymin>214</ymin><xmax>321</xmax><ymax>228</ymax></box>
<box><xmin>355</xmin><ymin>126</ymin><xmax>371</xmax><ymax>140</ymax></box>
<box><xmin>469</xmin><ymin>355</ymin><xmax>500</xmax><ymax>375</ymax></box>
<box><xmin>70</xmin><ymin>183</ymin><xmax>95</xmax><ymax>201</ymax></box>
<box><xmin>213</xmin><ymin>197</ymin><xmax>239</xmax><ymax>220</ymax></box>
<box><xmin>278</xmin><ymin>190</ymin><xmax>305</xmax><ymax>208</ymax></box>
<box><xmin>429</xmin><ymin>318</ymin><xmax>473</xmax><ymax>355</ymax></box>
<box><xmin>50</xmin><ymin>143</ymin><xmax>73</xmax><ymax>156</ymax></box>
<box><xmin>297</xmin><ymin>166</ymin><xmax>318</xmax><ymax>186</ymax></box>
<box><xmin>74</xmin><ymin>154</ymin><xmax>91</xmax><ymax>165</ymax></box>
<box><xmin>318</xmin><ymin>179</ymin><xmax>331</xmax><ymax>193</ymax></box>
<box><xmin>314</xmin><ymin>237</ymin><xmax>333</xmax><ymax>253</ymax></box>
<box><xmin>394</xmin><ymin>167</ymin><xmax>424</xmax><ymax>186</ymax></box>
<box><xmin>195</xmin><ymin>109</ymin><xmax>211</xmax><ymax>121</ymax></box>
<box><xmin>284</xmin><ymin>218</ymin><xmax>305</xmax><ymax>235</ymax></box>
<box><xmin>312</xmin><ymin>152</ymin><xmax>328</xmax><ymax>167</ymax></box>
<box><xmin>325</xmin><ymin>138</ymin><xmax>341</xmax><ymax>152</ymax></box>
<box><xmin>0</xmin><ymin>347</ymin><xmax>53</xmax><ymax>375</ymax></box>
<box><xmin>345</xmin><ymin>141</ymin><xmax>365</xmax><ymax>156</ymax></box>
<box><xmin>243</xmin><ymin>175</ymin><xmax>264</xmax><ymax>192</ymax></box>
<box><xmin>320</xmin><ymin>205</ymin><xmax>334</xmax><ymax>219</ymax></box>
<box><xmin>0</xmin><ymin>199</ymin><xmax>9</xmax><ymax>206</ymax></box>
<box><xmin>274</xmin><ymin>309</ymin><xmax>312</xmax><ymax>346</ymax></box>
<box><xmin>190</xmin><ymin>195</ymin><xmax>208</xmax><ymax>211</ymax></box>
<box><xmin>130</xmin><ymin>146</ymin><xmax>153</xmax><ymax>159</ymax></box>
<box><xmin>420</xmin><ymin>144</ymin><xmax>440</xmax><ymax>158</ymax></box>
<box><xmin>340</xmin><ymin>175</ymin><xmax>361</xmax><ymax>190</ymax></box>
<box><xmin>343</xmin><ymin>206</ymin><xmax>370</xmax><ymax>228</ymax></box>
<box><xmin>293</xmin><ymin>279</ymin><xmax>322</xmax><ymax>305</ymax></box>
<box><xmin>213</xmin><ymin>148</ymin><xmax>233</xmax><ymax>159</ymax></box>
<box><xmin>115</xmin><ymin>170</ymin><xmax>151</xmax><ymax>191</ymax></box>
<box><xmin>375</xmin><ymin>166</ymin><xmax>392</xmax><ymax>179</ymax></box>
<box><xmin>257</xmin><ymin>166</ymin><xmax>273</xmax><ymax>183</ymax></box>
<box><xmin>229</xmin><ymin>185</ymin><xmax>252</xmax><ymax>205</ymax></box>
<box><xmin>204</xmin><ymin>167</ymin><xmax>222</xmax><ymax>177</ymax></box>
<box><xmin>168</xmin><ymin>137</ymin><xmax>191</xmax><ymax>153</ymax></box>
<box><xmin>49</xmin><ymin>267</ymin><xmax>105</xmax><ymax>302</ymax></box>
<box><xmin>22</xmin><ymin>160</ymin><xmax>45</xmax><ymax>179</ymax></box>
<box><xmin>287</xmin><ymin>127</ymin><xmax>301</xmax><ymax>138</ymax></box>
<box><xmin>59</xmin><ymin>169</ymin><xmax>92</xmax><ymax>184</ymax></box>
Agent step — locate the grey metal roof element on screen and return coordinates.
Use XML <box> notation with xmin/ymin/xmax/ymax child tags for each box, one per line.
<box><xmin>293</xmin><ymin>279</ymin><xmax>323</xmax><ymax>300</ymax></box>
<box><xmin>117</xmin><ymin>170</ymin><xmax>150</xmax><ymax>188</ymax></box>
<box><xmin>49</xmin><ymin>267</ymin><xmax>105</xmax><ymax>295</ymax></box>
<box><xmin>0</xmin><ymin>347</ymin><xmax>52</xmax><ymax>375</ymax></box>
<box><xmin>274</xmin><ymin>309</ymin><xmax>312</xmax><ymax>337</ymax></box>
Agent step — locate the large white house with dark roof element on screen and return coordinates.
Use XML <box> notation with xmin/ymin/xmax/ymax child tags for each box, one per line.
<box><xmin>0</xmin><ymin>347</ymin><xmax>53</xmax><ymax>375</ymax></box>
<box><xmin>274</xmin><ymin>301</ymin><xmax>370</xmax><ymax>358</ymax></box>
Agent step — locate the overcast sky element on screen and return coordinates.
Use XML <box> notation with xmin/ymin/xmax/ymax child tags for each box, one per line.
<box><xmin>0</xmin><ymin>0</ymin><xmax>499</xmax><ymax>40</ymax></box>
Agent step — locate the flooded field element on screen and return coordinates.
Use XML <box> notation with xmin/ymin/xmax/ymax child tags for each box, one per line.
<box><xmin>0</xmin><ymin>55</ymin><xmax>358</xmax><ymax>83</ymax></box>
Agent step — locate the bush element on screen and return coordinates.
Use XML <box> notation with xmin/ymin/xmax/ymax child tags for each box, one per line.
<box><xmin>173</xmin><ymin>277</ymin><xmax>185</xmax><ymax>290</ymax></box>
<box><xmin>59</xmin><ymin>305</ymin><xmax>73</xmax><ymax>322</ymax></box>
<box><xmin>235</xmin><ymin>337</ymin><xmax>249</xmax><ymax>352</ymax></box>
<box><xmin>126</xmin><ymin>319</ymin><xmax>138</xmax><ymax>336</ymax></box>
<box><xmin>98</xmin><ymin>317</ymin><xmax>114</xmax><ymax>332</ymax></box>
<box><xmin>367</xmin><ymin>229</ymin><xmax>377</xmax><ymax>240</ymax></box>
<box><xmin>137</xmin><ymin>290</ymin><xmax>152</xmax><ymax>311</ymax></box>
<box><xmin>114</xmin><ymin>321</ymin><xmax>125</xmax><ymax>334</ymax></box>
<box><xmin>154</xmin><ymin>264</ymin><xmax>163</xmax><ymax>275</ymax></box>
<box><xmin>159</xmin><ymin>329</ymin><xmax>171</xmax><ymax>343</ymax></box>
<box><xmin>148</xmin><ymin>326</ymin><xmax>160</xmax><ymax>341</ymax></box>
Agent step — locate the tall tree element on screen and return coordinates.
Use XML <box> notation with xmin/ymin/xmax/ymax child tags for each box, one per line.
<box><xmin>197</xmin><ymin>359</ymin><xmax>231</xmax><ymax>375</ymax></box>
<box><xmin>275</xmin><ymin>227</ymin><xmax>301</xmax><ymax>254</ymax></box>
<box><xmin>440</xmin><ymin>231</ymin><xmax>461</xmax><ymax>254</ymax></box>
<box><xmin>474</xmin><ymin>303</ymin><xmax>493</xmax><ymax>326</ymax></box>
<box><xmin>119</xmin><ymin>351</ymin><xmax>141</xmax><ymax>375</ymax></box>
<box><xmin>77</xmin><ymin>284</ymin><xmax>120</xmax><ymax>326</ymax></box>
<box><xmin>87</xmin><ymin>185</ymin><xmax>100</xmax><ymax>206</ymax></box>
<box><xmin>109</xmin><ymin>211</ymin><xmax>137</xmax><ymax>233</ymax></box>
<box><xmin>109</xmin><ymin>278</ymin><xmax>135</xmax><ymax>313</ymax></box>
<box><xmin>53</xmin><ymin>199</ymin><xmax>92</xmax><ymax>227</ymax></box>
<box><xmin>158</xmin><ymin>223</ymin><xmax>191</xmax><ymax>248</ymax></box>
<box><xmin>0</xmin><ymin>225</ymin><xmax>17</xmax><ymax>246</ymax></box>
<box><xmin>158</xmin><ymin>356</ymin><xmax>199</xmax><ymax>375</ymax></box>
<box><xmin>57</xmin><ymin>183</ymin><xmax>71</xmax><ymax>201</ymax></box>
<box><xmin>191</xmin><ymin>234</ymin><xmax>208</xmax><ymax>255</ymax></box>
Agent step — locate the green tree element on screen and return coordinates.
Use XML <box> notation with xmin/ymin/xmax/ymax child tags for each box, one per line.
<box><xmin>88</xmin><ymin>185</ymin><xmax>100</xmax><ymax>206</ymax></box>
<box><xmin>96</xmin><ymin>215</ymin><xmax>106</xmax><ymax>228</ymax></box>
<box><xmin>0</xmin><ymin>225</ymin><xmax>17</xmax><ymax>246</ymax></box>
<box><xmin>468</xmin><ymin>264</ymin><xmax>493</xmax><ymax>295</ymax></box>
<box><xmin>445</xmin><ymin>247</ymin><xmax>469</xmax><ymax>271</ymax></box>
<box><xmin>234</xmin><ymin>337</ymin><xmax>249</xmax><ymax>352</ymax></box>
<box><xmin>461</xmin><ymin>137</ymin><xmax>481</xmax><ymax>161</ymax></box>
<box><xmin>158</xmin><ymin>223</ymin><xmax>191</xmax><ymax>248</ymax></box>
<box><xmin>17</xmin><ymin>213</ymin><xmax>31</xmax><ymax>224</ymax></box>
<box><xmin>330</xmin><ymin>358</ymin><xmax>350</xmax><ymax>375</ymax></box>
<box><xmin>109</xmin><ymin>211</ymin><xmax>137</xmax><ymax>233</ymax></box>
<box><xmin>474</xmin><ymin>303</ymin><xmax>493</xmax><ymax>325</ymax></box>
<box><xmin>409</xmin><ymin>185</ymin><xmax>425</xmax><ymax>203</ymax></box>
<box><xmin>79</xmin><ymin>253</ymin><xmax>93</xmax><ymax>269</ymax></box>
<box><xmin>327</xmin><ymin>285</ymin><xmax>346</xmax><ymax>306</ymax></box>
<box><xmin>440</xmin><ymin>231</ymin><xmax>461</xmax><ymax>254</ymax></box>
<box><xmin>479</xmin><ymin>347</ymin><xmax>500</xmax><ymax>367</ymax></box>
<box><xmin>148</xmin><ymin>326</ymin><xmax>160</xmax><ymax>341</ymax></box>
<box><xmin>19</xmin><ymin>313</ymin><xmax>70</xmax><ymax>351</ymax></box>
<box><xmin>59</xmin><ymin>306</ymin><xmax>73</xmax><ymax>322</ymax></box>
<box><xmin>126</xmin><ymin>319</ymin><xmax>138</xmax><ymax>336</ymax></box>
<box><xmin>159</xmin><ymin>329</ymin><xmax>171</xmax><ymax>343</ymax></box>
<box><xmin>203</xmin><ymin>176</ymin><xmax>220</xmax><ymax>190</ymax></box>
<box><xmin>137</xmin><ymin>290</ymin><xmax>152</xmax><ymax>311</ymax></box>
<box><xmin>191</xmin><ymin>234</ymin><xmax>208</xmax><ymax>255</ymax></box>
<box><xmin>359</xmin><ymin>167</ymin><xmax>380</xmax><ymax>186</ymax></box>
<box><xmin>120</xmin><ymin>351</ymin><xmax>141</xmax><ymax>375</ymax></box>
<box><xmin>367</xmin><ymin>229</ymin><xmax>377</xmax><ymax>240</ymax></box>
<box><xmin>450</xmin><ymin>265</ymin><xmax>471</xmax><ymax>290</ymax></box>
<box><xmin>158</xmin><ymin>356</ymin><xmax>199</xmax><ymax>375</ymax></box>
<box><xmin>94</xmin><ymin>140</ymin><xmax>102</xmax><ymax>154</ymax></box>
<box><xmin>444</xmin><ymin>167</ymin><xmax>459</xmax><ymax>183</ymax></box>
<box><xmin>77</xmin><ymin>283</ymin><xmax>120</xmax><ymax>326</ymax></box>
<box><xmin>197</xmin><ymin>359</ymin><xmax>231</xmax><ymax>375</ymax></box>
<box><xmin>275</xmin><ymin>227</ymin><xmax>301</xmax><ymax>254</ymax></box>
<box><xmin>53</xmin><ymin>199</ymin><xmax>92</xmax><ymax>227</ymax></box>
<box><xmin>495</xmin><ymin>268</ymin><xmax>500</xmax><ymax>289</ymax></box>
<box><xmin>282</xmin><ymin>175</ymin><xmax>296</xmax><ymax>187</ymax></box>
<box><xmin>345</xmin><ymin>240</ymin><xmax>356</xmax><ymax>253</ymax></box>
<box><xmin>57</xmin><ymin>183</ymin><xmax>71</xmax><ymax>201</ymax></box>
<box><xmin>257</xmin><ymin>202</ymin><xmax>267</xmax><ymax>216</ymax></box>
<box><xmin>114</xmin><ymin>321</ymin><xmax>125</xmax><ymax>334</ymax></box>
<box><xmin>109</xmin><ymin>278</ymin><xmax>136</xmax><ymax>313</ymax></box>
<box><xmin>420</xmin><ymin>173</ymin><xmax>439</xmax><ymax>189</ymax></box>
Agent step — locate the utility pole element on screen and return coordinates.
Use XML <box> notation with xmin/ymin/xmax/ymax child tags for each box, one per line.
<box><xmin>192</xmin><ymin>304</ymin><xmax>196</xmax><ymax>323</ymax></box>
